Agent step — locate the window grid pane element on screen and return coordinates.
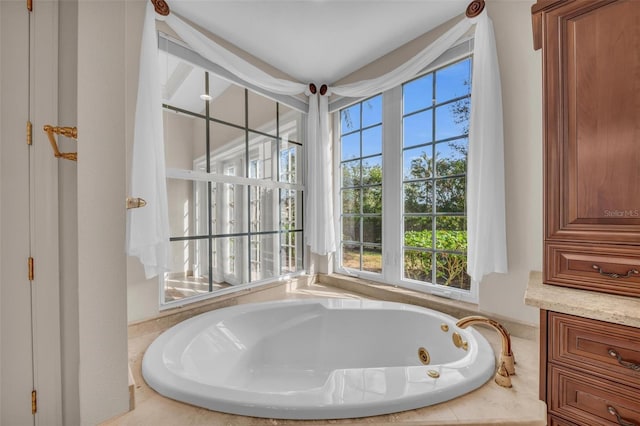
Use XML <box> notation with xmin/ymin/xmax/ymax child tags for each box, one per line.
<box><xmin>402</xmin><ymin>57</ymin><xmax>471</xmax><ymax>290</ymax></box>
<box><xmin>162</xmin><ymin>67</ymin><xmax>304</xmax><ymax>305</ymax></box>
<box><xmin>339</xmin><ymin>95</ymin><xmax>383</xmax><ymax>274</ymax></box>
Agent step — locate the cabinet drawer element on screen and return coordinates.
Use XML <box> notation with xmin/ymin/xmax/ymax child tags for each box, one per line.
<box><xmin>546</xmin><ymin>243</ymin><xmax>640</xmax><ymax>296</ymax></box>
<box><xmin>548</xmin><ymin>365</ymin><xmax>640</xmax><ymax>426</ymax></box>
<box><xmin>549</xmin><ymin>312</ymin><xmax>640</xmax><ymax>389</ymax></box>
<box><xmin>549</xmin><ymin>415</ymin><xmax>577</xmax><ymax>426</ymax></box>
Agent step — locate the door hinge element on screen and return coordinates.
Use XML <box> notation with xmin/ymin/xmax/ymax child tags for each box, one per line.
<box><xmin>27</xmin><ymin>121</ymin><xmax>32</xmax><ymax>146</ymax></box>
<box><xmin>28</xmin><ymin>257</ymin><xmax>34</xmax><ymax>281</ymax></box>
<box><xmin>27</xmin><ymin>0</ymin><xmax>33</xmax><ymax>12</ymax></box>
<box><xmin>31</xmin><ymin>390</ymin><xmax>37</xmax><ymax>414</ymax></box>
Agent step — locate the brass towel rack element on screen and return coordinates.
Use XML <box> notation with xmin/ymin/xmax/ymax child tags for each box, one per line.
<box><xmin>44</xmin><ymin>125</ymin><xmax>77</xmax><ymax>161</ymax></box>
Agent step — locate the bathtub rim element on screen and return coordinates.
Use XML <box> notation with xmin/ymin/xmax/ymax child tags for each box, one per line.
<box><xmin>142</xmin><ymin>298</ymin><xmax>496</xmax><ymax>420</ymax></box>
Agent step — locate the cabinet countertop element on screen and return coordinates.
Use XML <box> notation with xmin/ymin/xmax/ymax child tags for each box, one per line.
<box><xmin>525</xmin><ymin>271</ymin><xmax>640</xmax><ymax>328</ymax></box>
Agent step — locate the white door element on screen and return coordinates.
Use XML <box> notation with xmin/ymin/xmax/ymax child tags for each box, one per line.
<box><xmin>1</xmin><ymin>1</ymin><xmax>62</xmax><ymax>425</ymax></box>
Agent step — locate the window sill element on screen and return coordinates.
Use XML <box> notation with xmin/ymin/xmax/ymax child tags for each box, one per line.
<box><xmin>320</xmin><ymin>273</ymin><xmax>537</xmax><ymax>340</ymax></box>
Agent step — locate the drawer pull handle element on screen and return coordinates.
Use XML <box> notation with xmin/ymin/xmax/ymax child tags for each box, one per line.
<box><xmin>608</xmin><ymin>348</ymin><xmax>640</xmax><ymax>372</ymax></box>
<box><xmin>592</xmin><ymin>264</ymin><xmax>639</xmax><ymax>279</ymax></box>
<box><xmin>608</xmin><ymin>405</ymin><xmax>637</xmax><ymax>426</ymax></box>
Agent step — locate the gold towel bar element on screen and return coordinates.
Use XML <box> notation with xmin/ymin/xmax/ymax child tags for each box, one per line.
<box><xmin>44</xmin><ymin>125</ymin><xmax>77</xmax><ymax>161</ymax></box>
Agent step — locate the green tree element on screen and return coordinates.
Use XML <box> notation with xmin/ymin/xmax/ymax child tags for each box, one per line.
<box><xmin>404</xmin><ymin>150</ymin><xmax>466</xmax><ymax>214</ymax></box>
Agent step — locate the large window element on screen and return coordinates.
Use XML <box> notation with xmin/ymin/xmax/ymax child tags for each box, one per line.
<box><xmin>161</xmin><ymin>50</ymin><xmax>304</xmax><ymax>306</ymax></box>
<box><xmin>337</xmin><ymin>56</ymin><xmax>473</xmax><ymax>301</ymax></box>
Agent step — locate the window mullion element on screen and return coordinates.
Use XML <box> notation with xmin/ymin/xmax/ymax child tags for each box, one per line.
<box><xmin>205</xmin><ymin>72</ymin><xmax>214</xmax><ymax>293</ymax></box>
<box><xmin>382</xmin><ymin>86</ymin><xmax>403</xmax><ymax>282</ymax></box>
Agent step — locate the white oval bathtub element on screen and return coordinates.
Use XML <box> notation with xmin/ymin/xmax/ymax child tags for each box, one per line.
<box><xmin>142</xmin><ymin>299</ymin><xmax>495</xmax><ymax>419</ymax></box>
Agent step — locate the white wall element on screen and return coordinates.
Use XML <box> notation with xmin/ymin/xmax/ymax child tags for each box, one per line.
<box><xmin>476</xmin><ymin>0</ymin><xmax>542</xmax><ymax>325</ymax></box>
<box><xmin>77</xmin><ymin>1</ymin><xmax>129</xmax><ymax>424</ymax></box>
<box><xmin>58</xmin><ymin>1</ymin><xmax>80</xmax><ymax>424</ymax></box>
<box><xmin>165</xmin><ymin>112</ymin><xmax>196</xmax><ymax>276</ymax></box>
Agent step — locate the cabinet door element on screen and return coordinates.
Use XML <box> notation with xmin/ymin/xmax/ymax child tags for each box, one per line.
<box><xmin>543</xmin><ymin>0</ymin><xmax>640</xmax><ymax>244</ymax></box>
<box><xmin>548</xmin><ymin>365</ymin><xmax>640</xmax><ymax>425</ymax></box>
<box><xmin>548</xmin><ymin>312</ymin><xmax>640</xmax><ymax>389</ymax></box>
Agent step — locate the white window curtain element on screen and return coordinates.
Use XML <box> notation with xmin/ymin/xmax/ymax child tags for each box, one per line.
<box><xmin>126</xmin><ymin>2</ymin><xmax>170</xmax><ymax>279</ymax></box>
<box><xmin>128</xmin><ymin>1</ymin><xmax>507</xmax><ymax>282</ymax></box>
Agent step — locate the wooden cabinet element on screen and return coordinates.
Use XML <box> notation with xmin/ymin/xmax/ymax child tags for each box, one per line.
<box><xmin>541</xmin><ymin>311</ymin><xmax>640</xmax><ymax>426</ymax></box>
<box><xmin>533</xmin><ymin>1</ymin><xmax>640</xmax><ymax>424</ymax></box>
<box><xmin>532</xmin><ymin>0</ymin><xmax>640</xmax><ymax>297</ymax></box>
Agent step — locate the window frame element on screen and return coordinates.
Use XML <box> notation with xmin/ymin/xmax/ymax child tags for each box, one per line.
<box><xmin>159</xmin><ymin>43</ymin><xmax>307</xmax><ymax>309</ymax></box>
<box><xmin>332</xmin><ymin>45</ymin><xmax>478</xmax><ymax>303</ymax></box>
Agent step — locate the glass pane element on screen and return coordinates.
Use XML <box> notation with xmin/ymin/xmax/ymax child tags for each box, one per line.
<box><xmin>341</xmin><ymin>160</ymin><xmax>360</xmax><ymax>187</ymax></box>
<box><xmin>248</xmin><ymin>89</ymin><xmax>277</xmax><ymax>134</ymax></box>
<box><xmin>435</xmin><ymin>58</ymin><xmax>471</xmax><ymax>104</ymax></box>
<box><xmin>167</xmin><ymin>178</ymin><xmax>199</xmax><ymax>238</ymax></box>
<box><xmin>403</xmin><ymin>145</ymin><xmax>432</xmax><ymax>180</ymax></box>
<box><xmin>404</xmin><ymin>181</ymin><xmax>433</xmax><ymax>213</ymax></box>
<box><xmin>362</xmin><ymin>125</ymin><xmax>382</xmax><ymax>157</ymax></box>
<box><xmin>342</xmin><ymin>244</ymin><xmax>361</xmax><ymax>270</ymax></box>
<box><xmin>403</xmin><ymin>73</ymin><xmax>433</xmax><ymax>115</ymax></box>
<box><xmin>250</xmin><ymin>186</ymin><xmax>277</xmax><ymax>233</ymax></box>
<box><xmin>436</xmin><ymin>138</ymin><xmax>467</xmax><ymax>177</ymax></box>
<box><xmin>342</xmin><ymin>188</ymin><xmax>361</xmax><ymax>214</ymax></box>
<box><xmin>248</xmin><ymin>133</ymin><xmax>275</xmax><ymax>180</ymax></box>
<box><xmin>363</xmin><ymin>217</ymin><xmax>382</xmax><ymax>244</ymax></box>
<box><xmin>362</xmin><ymin>186</ymin><xmax>381</xmax><ymax>214</ymax></box>
<box><xmin>209</xmin><ymin>182</ymin><xmax>220</xmax><ymax>235</ymax></box>
<box><xmin>435</xmin><ymin>216</ymin><xmax>467</xmax><ymax>252</ymax></box>
<box><xmin>403</xmin><ymin>110</ymin><xmax>432</xmax><ymax>148</ymax></box>
<box><xmin>215</xmin><ymin>182</ymin><xmax>248</xmax><ymax>235</ymax></box>
<box><xmin>164</xmin><ymin>239</ymin><xmax>214</xmax><ymax>303</ymax></box>
<box><xmin>404</xmin><ymin>217</ymin><xmax>432</xmax><ymax>248</ymax></box>
<box><xmin>212</xmin><ymin>235</ymin><xmax>248</xmax><ymax>286</ymax></box>
<box><xmin>404</xmin><ymin>249</ymin><xmax>432</xmax><ymax>282</ymax></box>
<box><xmin>342</xmin><ymin>216</ymin><xmax>361</xmax><ymax>242</ymax></box>
<box><xmin>163</xmin><ymin>111</ymin><xmax>203</xmax><ymax>169</ymax></box>
<box><xmin>159</xmin><ymin>53</ymin><xmax>206</xmax><ymax>115</ymax></box>
<box><xmin>280</xmin><ymin>189</ymin><xmax>301</xmax><ymax>230</ymax></box>
<box><xmin>362</xmin><ymin>95</ymin><xmax>382</xmax><ymax>128</ymax></box>
<box><xmin>341</xmin><ymin>132</ymin><xmax>360</xmax><ymax>161</ymax></box>
<box><xmin>341</xmin><ymin>103</ymin><xmax>360</xmax><ymax>134</ymax></box>
<box><xmin>435</xmin><ymin>177</ymin><xmax>465</xmax><ymax>213</ymax></box>
<box><xmin>281</xmin><ymin>231</ymin><xmax>303</xmax><ymax>274</ymax></box>
<box><xmin>436</xmin><ymin>252</ymin><xmax>470</xmax><ymax>289</ymax></box>
<box><xmin>362</xmin><ymin>156</ymin><xmax>382</xmax><ymax>185</ymax></box>
<box><xmin>209</xmin><ymin>121</ymin><xmax>245</xmax><ymax>168</ymax></box>
<box><xmin>435</xmin><ymin>98</ymin><xmax>470</xmax><ymax>140</ymax></box>
<box><xmin>279</xmin><ymin>141</ymin><xmax>301</xmax><ymax>184</ymax></box>
<box><xmin>362</xmin><ymin>245</ymin><xmax>382</xmax><ymax>273</ymax></box>
<box><xmin>209</xmin><ymin>82</ymin><xmax>245</xmax><ymax>127</ymax></box>
<box><xmin>279</xmin><ymin>104</ymin><xmax>303</xmax><ymax>144</ymax></box>
<box><xmin>251</xmin><ymin>234</ymin><xmax>277</xmax><ymax>282</ymax></box>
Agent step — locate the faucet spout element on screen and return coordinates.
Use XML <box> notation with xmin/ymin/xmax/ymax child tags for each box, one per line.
<box><xmin>456</xmin><ymin>315</ymin><xmax>515</xmax><ymax>387</ymax></box>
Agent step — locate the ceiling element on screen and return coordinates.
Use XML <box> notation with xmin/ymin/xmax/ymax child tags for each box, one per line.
<box><xmin>169</xmin><ymin>0</ymin><xmax>470</xmax><ymax>84</ymax></box>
